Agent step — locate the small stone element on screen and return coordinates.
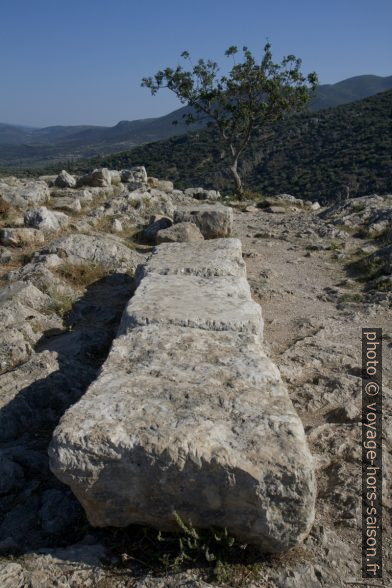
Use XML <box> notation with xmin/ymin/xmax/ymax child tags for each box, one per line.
<box><xmin>111</xmin><ymin>219</ymin><xmax>122</xmax><ymax>233</ymax></box>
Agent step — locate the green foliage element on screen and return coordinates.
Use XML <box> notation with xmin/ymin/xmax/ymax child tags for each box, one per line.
<box><xmin>104</xmin><ymin>512</ymin><xmax>280</xmax><ymax>585</ymax></box>
<box><xmin>57</xmin><ymin>89</ymin><xmax>392</xmax><ymax>204</ymax></box>
<box><xmin>142</xmin><ymin>43</ymin><xmax>317</xmax><ymax>195</ymax></box>
<box><xmin>337</xmin><ymin>293</ymin><xmax>363</xmax><ymax>304</ymax></box>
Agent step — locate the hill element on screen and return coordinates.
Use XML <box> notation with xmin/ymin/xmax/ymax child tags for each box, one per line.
<box><xmin>63</xmin><ymin>89</ymin><xmax>392</xmax><ymax>203</ymax></box>
<box><xmin>0</xmin><ymin>74</ymin><xmax>391</xmax><ymax>168</ymax></box>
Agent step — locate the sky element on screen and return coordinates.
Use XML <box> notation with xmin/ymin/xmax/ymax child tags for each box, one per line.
<box><xmin>1</xmin><ymin>0</ymin><xmax>391</xmax><ymax>127</ymax></box>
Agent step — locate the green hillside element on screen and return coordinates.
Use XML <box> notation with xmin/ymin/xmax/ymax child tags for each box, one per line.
<box><xmin>65</xmin><ymin>89</ymin><xmax>392</xmax><ymax>203</ymax></box>
<box><xmin>0</xmin><ymin>74</ymin><xmax>391</xmax><ymax>169</ymax></box>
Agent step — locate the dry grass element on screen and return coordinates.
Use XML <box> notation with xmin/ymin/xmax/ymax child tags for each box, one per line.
<box><xmin>54</xmin><ymin>261</ymin><xmax>109</xmax><ymax>289</ymax></box>
<box><xmin>0</xmin><ymin>198</ymin><xmax>20</xmax><ymax>228</ymax></box>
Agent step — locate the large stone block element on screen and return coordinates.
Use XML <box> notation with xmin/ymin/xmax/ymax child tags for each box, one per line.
<box><xmin>119</xmin><ymin>273</ymin><xmax>263</xmax><ymax>338</ymax></box>
<box><xmin>137</xmin><ymin>238</ymin><xmax>246</xmax><ymax>279</ymax></box>
<box><xmin>49</xmin><ymin>325</ymin><xmax>315</xmax><ymax>551</ymax></box>
<box><xmin>174</xmin><ymin>205</ymin><xmax>233</xmax><ymax>238</ymax></box>
<box><xmin>49</xmin><ymin>238</ymin><xmax>316</xmax><ymax>552</ymax></box>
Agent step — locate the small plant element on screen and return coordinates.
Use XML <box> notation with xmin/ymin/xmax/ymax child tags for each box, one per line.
<box><xmin>372</xmin><ymin>277</ymin><xmax>391</xmax><ymax>292</ymax></box>
<box><xmin>156</xmin><ymin>512</ymin><xmax>238</xmax><ymax>573</ymax></box>
<box><xmin>0</xmin><ymin>198</ymin><xmax>19</xmax><ymax>228</ymax></box>
<box><xmin>351</xmin><ymin>202</ymin><xmax>366</xmax><ymax>213</ymax></box>
<box><xmin>337</xmin><ymin>293</ymin><xmax>363</xmax><ymax>304</ymax></box>
<box><xmin>47</xmin><ymin>286</ymin><xmax>76</xmax><ymax>317</ymax></box>
<box><xmin>328</xmin><ymin>240</ymin><xmax>344</xmax><ymax>251</ymax></box>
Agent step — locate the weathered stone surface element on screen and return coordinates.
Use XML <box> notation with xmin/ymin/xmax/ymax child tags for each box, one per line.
<box><xmin>49</xmin><ymin>239</ymin><xmax>315</xmax><ymax>552</ymax></box>
<box><xmin>156</xmin><ymin>222</ymin><xmax>204</xmax><ymax>244</ymax></box>
<box><xmin>0</xmin><ymin>281</ymin><xmax>61</xmax><ymax>375</ymax></box>
<box><xmin>119</xmin><ymin>273</ymin><xmax>263</xmax><ymax>337</ymax></box>
<box><xmin>0</xmin><ymin>180</ymin><xmax>50</xmax><ymax>209</ymax></box>
<box><xmin>108</xmin><ymin>170</ymin><xmax>122</xmax><ymax>185</ymax></box>
<box><xmin>77</xmin><ymin>168</ymin><xmax>111</xmax><ymax>188</ymax></box>
<box><xmin>137</xmin><ymin>238</ymin><xmax>246</xmax><ymax>279</ymax></box>
<box><xmin>0</xmin><ymin>350</ymin><xmax>94</xmax><ymax>442</ymax></box>
<box><xmin>44</xmin><ymin>233</ymin><xmax>142</xmax><ymax>272</ymax></box>
<box><xmin>114</xmin><ymin>190</ymin><xmax>175</xmax><ymax>221</ymax></box>
<box><xmin>121</xmin><ymin>166</ymin><xmax>147</xmax><ymax>184</ymax></box>
<box><xmin>174</xmin><ymin>205</ymin><xmax>233</xmax><ymax>238</ymax></box>
<box><xmin>54</xmin><ymin>170</ymin><xmax>76</xmax><ymax>189</ymax></box>
<box><xmin>50</xmin><ymin>196</ymin><xmax>81</xmax><ymax>213</ymax></box>
<box><xmin>24</xmin><ymin>207</ymin><xmax>69</xmax><ymax>232</ymax></box>
<box><xmin>0</xmin><ymin>228</ymin><xmax>45</xmax><ymax>247</ymax></box>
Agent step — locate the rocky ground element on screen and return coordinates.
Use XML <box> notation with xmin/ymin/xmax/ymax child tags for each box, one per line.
<box><xmin>0</xmin><ymin>169</ymin><xmax>391</xmax><ymax>587</ymax></box>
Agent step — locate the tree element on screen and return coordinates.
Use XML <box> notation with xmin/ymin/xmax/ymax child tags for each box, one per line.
<box><xmin>142</xmin><ymin>43</ymin><xmax>318</xmax><ymax>198</ymax></box>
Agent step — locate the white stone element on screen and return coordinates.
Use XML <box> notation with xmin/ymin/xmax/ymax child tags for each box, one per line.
<box><xmin>54</xmin><ymin>170</ymin><xmax>76</xmax><ymax>189</ymax></box>
<box><xmin>24</xmin><ymin>207</ymin><xmax>69</xmax><ymax>232</ymax></box>
<box><xmin>174</xmin><ymin>205</ymin><xmax>233</xmax><ymax>239</ymax></box>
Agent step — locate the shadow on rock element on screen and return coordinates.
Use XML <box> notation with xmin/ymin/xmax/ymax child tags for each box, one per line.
<box><xmin>0</xmin><ymin>273</ymin><xmax>135</xmax><ymax>556</ymax></box>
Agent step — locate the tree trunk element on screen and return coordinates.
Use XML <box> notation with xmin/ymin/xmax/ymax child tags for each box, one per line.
<box><xmin>230</xmin><ymin>158</ymin><xmax>244</xmax><ymax>199</ymax></box>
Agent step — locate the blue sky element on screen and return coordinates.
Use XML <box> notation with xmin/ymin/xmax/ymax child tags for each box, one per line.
<box><xmin>1</xmin><ymin>0</ymin><xmax>391</xmax><ymax>127</ymax></box>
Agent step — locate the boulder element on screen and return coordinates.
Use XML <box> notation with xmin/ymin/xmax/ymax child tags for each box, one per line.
<box><xmin>185</xmin><ymin>187</ymin><xmax>220</xmax><ymax>201</ymax></box>
<box><xmin>0</xmin><ymin>180</ymin><xmax>50</xmax><ymax>209</ymax></box>
<box><xmin>156</xmin><ymin>222</ymin><xmax>204</xmax><ymax>244</ymax></box>
<box><xmin>77</xmin><ymin>168</ymin><xmax>111</xmax><ymax>188</ymax></box>
<box><xmin>24</xmin><ymin>207</ymin><xmax>69</xmax><ymax>232</ymax></box>
<box><xmin>147</xmin><ymin>177</ymin><xmax>174</xmax><ymax>192</ymax></box>
<box><xmin>121</xmin><ymin>166</ymin><xmax>147</xmax><ymax>184</ymax></box>
<box><xmin>174</xmin><ymin>205</ymin><xmax>233</xmax><ymax>239</ymax></box>
<box><xmin>54</xmin><ymin>170</ymin><xmax>76</xmax><ymax>189</ymax></box>
<box><xmin>109</xmin><ymin>170</ymin><xmax>122</xmax><ymax>186</ymax></box>
<box><xmin>49</xmin><ymin>239</ymin><xmax>316</xmax><ymax>551</ymax></box>
<box><xmin>0</xmin><ymin>228</ymin><xmax>45</xmax><ymax>247</ymax></box>
<box><xmin>125</xmin><ymin>190</ymin><xmax>175</xmax><ymax>220</ymax></box>
<box><xmin>44</xmin><ymin>233</ymin><xmax>142</xmax><ymax>272</ymax></box>
<box><xmin>0</xmin><ymin>281</ymin><xmax>61</xmax><ymax>375</ymax></box>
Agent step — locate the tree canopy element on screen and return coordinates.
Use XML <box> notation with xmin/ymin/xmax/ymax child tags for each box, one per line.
<box><xmin>142</xmin><ymin>43</ymin><xmax>317</xmax><ymax>197</ymax></box>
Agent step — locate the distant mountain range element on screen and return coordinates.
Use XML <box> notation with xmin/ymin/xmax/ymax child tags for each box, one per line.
<box><xmin>68</xmin><ymin>89</ymin><xmax>392</xmax><ymax>203</ymax></box>
<box><xmin>0</xmin><ymin>74</ymin><xmax>391</xmax><ymax>169</ymax></box>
